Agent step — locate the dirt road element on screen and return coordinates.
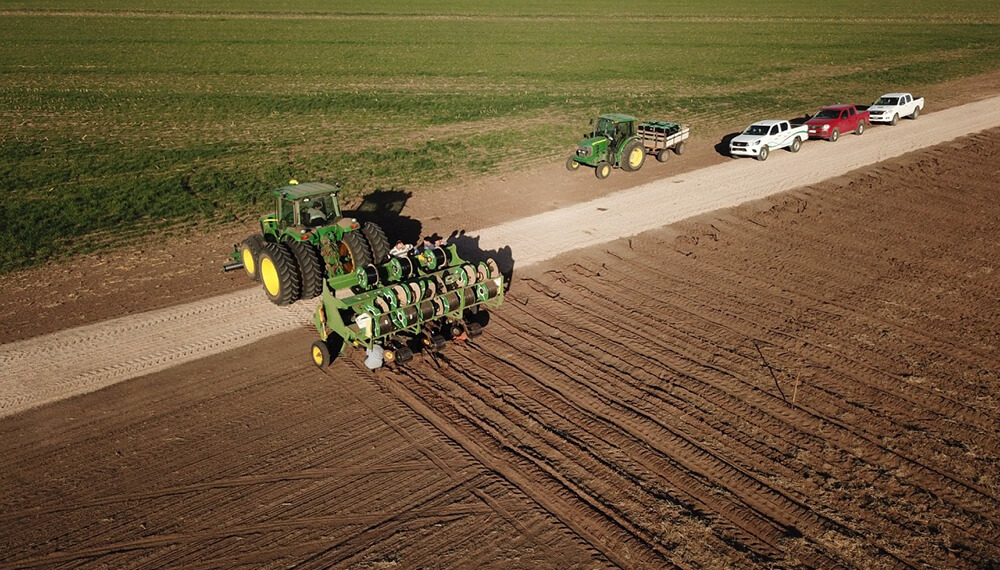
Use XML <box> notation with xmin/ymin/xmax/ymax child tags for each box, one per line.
<box><xmin>3</xmin><ymin>95</ymin><xmax>1000</xmax><ymax>420</ymax></box>
<box><xmin>1</xmin><ymin>108</ymin><xmax>999</xmax><ymax>566</ymax></box>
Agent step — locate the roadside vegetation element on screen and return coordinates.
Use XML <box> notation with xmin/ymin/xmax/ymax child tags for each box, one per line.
<box><xmin>2</xmin><ymin>0</ymin><xmax>1000</xmax><ymax>272</ymax></box>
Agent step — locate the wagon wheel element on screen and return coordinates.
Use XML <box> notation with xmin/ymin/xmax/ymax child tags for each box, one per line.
<box><xmin>673</xmin><ymin>141</ymin><xmax>686</xmax><ymax>155</ymax></box>
<box><xmin>655</xmin><ymin>149</ymin><xmax>670</xmax><ymax>163</ymax></box>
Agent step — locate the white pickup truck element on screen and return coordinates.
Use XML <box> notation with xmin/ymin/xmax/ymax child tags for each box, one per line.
<box><xmin>866</xmin><ymin>92</ymin><xmax>924</xmax><ymax>125</ymax></box>
<box><xmin>729</xmin><ymin>120</ymin><xmax>808</xmax><ymax>161</ymax></box>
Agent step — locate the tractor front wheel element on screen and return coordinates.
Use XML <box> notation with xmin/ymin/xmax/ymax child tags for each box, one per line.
<box><xmin>258</xmin><ymin>242</ymin><xmax>303</xmax><ymax>306</ymax></box>
<box><xmin>621</xmin><ymin>141</ymin><xmax>646</xmax><ymax>172</ymax></box>
<box><xmin>240</xmin><ymin>235</ymin><xmax>265</xmax><ymax>281</ymax></box>
<box><xmin>595</xmin><ymin>161</ymin><xmax>612</xmax><ymax>180</ymax></box>
<box><xmin>566</xmin><ymin>156</ymin><xmax>581</xmax><ymax>171</ymax></box>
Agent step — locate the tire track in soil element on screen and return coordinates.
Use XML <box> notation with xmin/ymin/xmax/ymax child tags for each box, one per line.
<box><xmin>0</xmin><ymin>330</ymin><xmax>605</xmax><ymax>569</ymax></box>
<box><xmin>370</xmin><ymin>131</ymin><xmax>1000</xmax><ymax>568</ymax></box>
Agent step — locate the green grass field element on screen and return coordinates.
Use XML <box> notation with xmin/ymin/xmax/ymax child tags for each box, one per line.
<box><xmin>2</xmin><ymin>1</ymin><xmax>999</xmax><ymax>272</ymax></box>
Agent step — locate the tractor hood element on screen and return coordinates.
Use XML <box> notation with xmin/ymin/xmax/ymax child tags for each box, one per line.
<box><xmin>576</xmin><ymin>136</ymin><xmax>608</xmax><ymax>156</ymax></box>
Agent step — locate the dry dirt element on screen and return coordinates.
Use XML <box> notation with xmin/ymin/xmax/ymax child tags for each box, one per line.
<box><xmin>2</xmin><ymin>74</ymin><xmax>1000</xmax><ymax>568</ymax></box>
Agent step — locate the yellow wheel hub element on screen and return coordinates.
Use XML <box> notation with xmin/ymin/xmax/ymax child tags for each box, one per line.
<box><xmin>628</xmin><ymin>148</ymin><xmax>643</xmax><ymax>168</ymax></box>
<box><xmin>260</xmin><ymin>257</ymin><xmax>281</xmax><ymax>296</ymax></box>
<box><xmin>242</xmin><ymin>247</ymin><xmax>256</xmax><ymax>276</ymax></box>
<box><xmin>312</xmin><ymin>345</ymin><xmax>324</xmax><ymax>366</ymax></box>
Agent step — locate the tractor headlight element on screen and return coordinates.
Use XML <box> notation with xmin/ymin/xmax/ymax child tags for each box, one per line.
<box><xmin>576</xmin><ymin>147</ymin><xmax>593</xmax><ymax>157</ymax></box>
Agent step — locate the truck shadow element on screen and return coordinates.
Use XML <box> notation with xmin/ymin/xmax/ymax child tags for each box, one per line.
<box><xmin>714</xmin><ymin>133</ymin><xmax>739</xmax><ymax>157</ymax></box>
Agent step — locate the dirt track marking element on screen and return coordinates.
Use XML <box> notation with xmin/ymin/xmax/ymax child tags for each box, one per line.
<box><xmin>2</xmin><ymin>95</ymin><xmax>1000</xmax><ymax>418</ymax></box>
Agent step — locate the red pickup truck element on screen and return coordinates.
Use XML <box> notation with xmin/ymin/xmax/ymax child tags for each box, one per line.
<box><xmin>805</xmin><ymin>105</ymin><xmax>870</xmax><ymax>141</ymax></box>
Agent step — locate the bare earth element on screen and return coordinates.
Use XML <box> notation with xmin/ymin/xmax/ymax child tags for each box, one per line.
<box><xmin>2</xmin><ymin>75</ymin><xmax>1000</xmax><ymax>568</ymax></box>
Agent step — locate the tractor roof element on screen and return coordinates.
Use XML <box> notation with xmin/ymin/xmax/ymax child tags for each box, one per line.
<box><xmin>273</xmin><ymin>182</ymin><xmax>339</xmax><ymax>200</ymax></box>
<box><xmin>599</xmin><ymin>113</ymin><xmax>637</xmax><ymax>123</ymax></box>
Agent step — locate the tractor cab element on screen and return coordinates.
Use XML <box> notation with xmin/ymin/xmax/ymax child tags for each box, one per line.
<box><xmin>262</xmin><ymin>181</ymin><xmax>344</xmax><ymax>238</ymax></box>
<box><xmin>592</xmin><ymin>114</ymin><xmax>637</xmax><ymax>150</ymax></box>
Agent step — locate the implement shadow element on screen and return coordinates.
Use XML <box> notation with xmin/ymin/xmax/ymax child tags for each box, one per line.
<box><xmin>447</xmin><ymin>229</ymin><xmax>514</xmax><ymax>293</ymax></box>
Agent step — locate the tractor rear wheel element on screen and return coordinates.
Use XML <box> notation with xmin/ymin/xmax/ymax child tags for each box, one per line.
<box><xmin>620</xmin><ymin>141</ymin><xmax>646</xmax><ymax>172</ymax></box>
<box><xmin>362</xmin><ymin>222</ymin><xmax>391</xmax><ymax>265</ymax></box>
<box><xmin>240</xmin><ymin>235</ymin><xmax>265</xmax><ymax>281</ymax></box>
<box><xmin>338</xmin><ymin>231</ymin><xmax>374</xmax><ymax>273</ymax></box>
<box><xmin>288</xmin><ymin>240</ymin><xmax>324</xmax><ymax>299</ymax></box>
<box><xmin>595</xmin><ymin>161</ymin><xmax>611</xmax><ymax>180</ymax></box>
<box><xmin>258</xmin><ymin>242</ymin><xmax>302</xmax><ymax>306</ymax></box>
<box><xmin>673</xmin><ymin>141</ymin><xmax>686</xmax><ymax>155</ymax></box>
<box><xmin>655</xmin><ymin>149</ymin><xmax>670</xmax><ymax>163</ymax></box>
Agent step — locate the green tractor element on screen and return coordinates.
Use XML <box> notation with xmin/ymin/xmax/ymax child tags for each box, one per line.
<box><xmin>225</xmin><ymin>181</ymin><xmax>506</xmax><ymax>370</ymax></box>
<box><xmin>567</xmin><ymin>113</ymin><xmax>647</xmax><ymax>179</ymax></box>
<box><xmin>224</xmin><ymin>181</ymin><xmax>391</xmax><ymax>306</ymax></box>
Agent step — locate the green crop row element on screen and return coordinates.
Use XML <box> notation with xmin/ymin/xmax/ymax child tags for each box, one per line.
<box><xmin>2</xmin><ymin>1</ymin><xmax>999</xmax><ymax>272</ymax></box>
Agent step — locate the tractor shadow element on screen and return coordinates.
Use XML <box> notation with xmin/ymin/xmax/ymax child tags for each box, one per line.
<box><xmin>343</xmin><ymin>188</ymin><xmax>423</xmax><ymax>243</ymax></box>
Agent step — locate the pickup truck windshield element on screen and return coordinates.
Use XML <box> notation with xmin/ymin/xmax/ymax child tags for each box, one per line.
<box><xmin>875</xmin><ymin>97</ymin><xmax>900</xmax><ymax>106</ymax></box>
<box><xmin>745</xmin><ymin>125</ymin><xmax>770</xmax><ymax>136</ymax></box>
<box><xmin>814</xmin><ymin>109</ymin><xmax>841</xmax><ymax>119</ymax></box>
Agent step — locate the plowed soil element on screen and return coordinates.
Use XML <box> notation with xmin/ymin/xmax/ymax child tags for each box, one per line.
<box><xmin>3</xmin><ymin>104</ymin><xmax>1000</xmax><ymax>566</ymax></box>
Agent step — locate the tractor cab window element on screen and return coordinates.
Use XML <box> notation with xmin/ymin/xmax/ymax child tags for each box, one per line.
<box><xmin>594</xmin><ymin>117</ymin><xmax>616</xmax><ymax>139</ymax></box>
<box><xmin>278</xmin><ymin>197</ymin><xmax>295</xmax><ymax>226</ymax></box>
<box><xmin>298</xmin><ymin>194</ymin><xmax>340</xmax><ymax>228</ymax></box>
<box><xmin>615</xmin><ymin>121</ymin><xmax>634</xmax><ymax>141</ymax></box>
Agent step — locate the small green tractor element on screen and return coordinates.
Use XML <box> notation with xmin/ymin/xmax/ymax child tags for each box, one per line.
<box><xmin>567</xmin><ymin>114</ymin><xmax>690</xmax><ymax>179</ymax></box>
<box><xmin>224</xmin><ymin>181</ymin><xmax>505</xmax><ymax>369</ymax></box>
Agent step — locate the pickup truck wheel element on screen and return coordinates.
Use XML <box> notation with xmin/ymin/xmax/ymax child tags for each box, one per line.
<box><xmin>829</xmin><ymin>128</ymin><xmax>839</xmax><ymax>142</ymax></box>
<box><xmin>566</xmin><ymin>156</ymin><xmax>580</xmax><ymax>171</ymax></box>
<box><xmin>789</xmin><ymin>138</ymin><xmax>802</xmax><ymax>153</ymax></box>
<box><xmin>911</xmin><ymin>107</ymin><xmax>920</xmax><ymax>120</ymax></box>
<box><xmin>855</xmin><ymin>122</ymin><xmax>865</xmax><ymax>136</ymax></box>
<box><xmin>756</xmin><ymin>146</ymin><xmax>769</xmax><ymax>161</ymax></box>
<box><xmin>621</xmin><ymin>141</ymin><xmax>645</xmax><ymax>172</ymax></box>
<box><xmin>673</xmin><ymin>141</ymin><xmax>686</xmax><ymax>155</ymax></box>
<box><xmin>890</xmin><ymin>113</ymin><xmax>898</xmax><ymax>126</ymax></box>
<box><xmin>595</xmin><ymin>162</ymin><xmax>611</xmax><ymax>180</ymax></box>
<box><xmin>655</xmin><ymin>149</ymin><xmax>670</xmax><ymax>163</ymax></box>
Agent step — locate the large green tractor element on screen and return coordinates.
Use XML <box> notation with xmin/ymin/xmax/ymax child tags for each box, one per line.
<box><xmin>225</xmin><ymin>181</ymin><xmax>506</xmax><ymax>370</ymax></box>
<box><xmin>224</xmin><ymin>181</ymin><xmax>391</xmax><ymax>306</ymax></box>
<box><xmin>566</xmin><ymin>113</ymin><xmax>646</xmax><ymax>179</ymax></box>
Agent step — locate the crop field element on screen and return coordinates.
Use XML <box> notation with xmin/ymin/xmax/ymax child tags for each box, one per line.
<box><xmin>2</xmin><ymin>0</ymin><xmax>1000</xmax><ymax>272</ymax></box>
